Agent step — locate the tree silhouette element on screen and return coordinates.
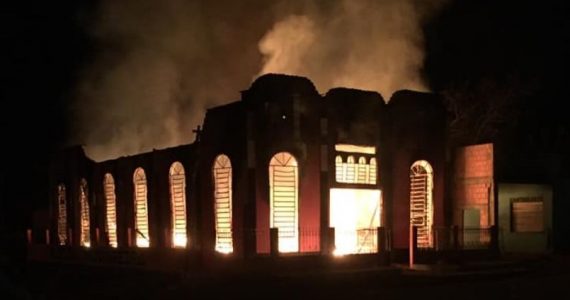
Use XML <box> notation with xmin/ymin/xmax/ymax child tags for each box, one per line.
<box><xmin>442</xmin><ymin>75</ymin><xmax>538</xmax><ymax>146</ymax></box>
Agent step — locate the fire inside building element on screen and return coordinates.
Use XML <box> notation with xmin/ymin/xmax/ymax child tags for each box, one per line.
<box><xmin>29</xmin><ymin>74</ymin><xmax>554</xmax><ymax>270</ymax></box>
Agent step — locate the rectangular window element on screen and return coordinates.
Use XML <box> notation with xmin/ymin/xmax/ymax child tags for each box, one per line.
<box><xmin>335</xmin><ymin>144</ymin><xmax>376</xmax><ymax>154</ymax></box>
<box><xmin>511</xmin><ymin>198</ymin><xmax>544</xmax><ymax>233</ymax></box>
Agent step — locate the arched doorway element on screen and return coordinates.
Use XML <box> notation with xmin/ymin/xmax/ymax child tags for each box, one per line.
<box><xmin>213</xmin><ymin>154</ymin><xmax>233</xmax><ymax>253</ymax></box>
<box><xmin>269</xmin><ymin>152</ymin><xmax>299</xmax><ymax>253</ymax></box>
<box><xmin>410</xmin><ymin>160</ymin><xmax>434</xmax><ymax>248</ymax></box>
<box><xmin>169</xmin><ymin>162</ymin><xmax>187</xmax><ymax>248</ymax></box>
<box><xmin>57</xmin><ymin>184</ymin><xmax>67</xmax><ymax>245</ymax></box>
<box><xmin>79</xmin><ymin>179</ymin><xmax>90</xmax><ymax>247</ymax></box>
<box><xmin>104</xmin><ymin>173</ymin><xmax>117</xmax><ymax>247</ymax></box>
<box><xmin>133</xmin><ymin>167</ymin><xmax>149</xmax><ymax>247</ymax></box>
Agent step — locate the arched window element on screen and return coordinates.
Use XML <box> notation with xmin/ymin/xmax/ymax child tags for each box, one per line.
<box><xmin>213</xmin><ymin>155</ymin><xmax>233</xmax><ymax>253</ymax></box>
<box><xmin>79</xmin><ymin>179</ymin><xmax>90</xmax><ymax>247</ymax></box>
<box><xmin>269</xmin><ymin>152</ymin><xmax>299</xmax><ymax>253</ymax></box>
<box><xmin>57</xmin><ymin>184</ymin><xmax>67</xmax><ymax>245</ymax></box>
<box><xmin>357</xmin><ymin>156</ymin><xmax>368</xmax><ymax>183</ymax></box>
<box><xmin>369</xmin><ymin>158</ymin><xmax>377</xmax><ymax>184</ymax></box>
<box><xmin>410</xmin><ymin>160</ymin><xmax>434</xmax><ymax>248</ymax></box>
<box><xmin>133</xmin><ymin>167</ymin><xmax>149</xmax><ymax>248</ymax></box>
<box><xmin>104</xmin><ymin>173</ymin><xmax>117</xmax><ymax>248</ymax></box>
<box><xmin>335</xmin><ymin>155</ymin><xmax>343</xmax><ymax>182</ymax></box>
<box><xmin>169</xmin><ymin>162</ymin><xmax>187</xmax><ymax>248</ymax></box>
<box><xmin>346</xmin><ymin>156</ymin><xmax>355</xmax><ymax>183</ymax></box>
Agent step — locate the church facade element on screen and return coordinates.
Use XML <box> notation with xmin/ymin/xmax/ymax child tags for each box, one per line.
<box><xmin>40</xmin><ymin>74</ymin><xmax>551</xmax><ymax>269</ymax></box>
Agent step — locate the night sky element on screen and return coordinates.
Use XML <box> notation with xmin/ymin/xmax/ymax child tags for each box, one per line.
<box><xmin>1</xmin><ymin>0</ymin><xmax>569</xmax><ymax>232</ymax></box>
<box><xmin>2</xmin><ymin>1</ymin><xmax>96</xmax><ymax>232</ymax></box>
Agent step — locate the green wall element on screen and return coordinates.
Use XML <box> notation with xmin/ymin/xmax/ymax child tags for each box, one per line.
<box><xmin>498</xmin><ymin>183</ymin><xmax>552</xmax><ymax>253</ymax></box>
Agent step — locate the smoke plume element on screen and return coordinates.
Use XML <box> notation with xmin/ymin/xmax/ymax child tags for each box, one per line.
<box><xmin>72</xmin><ymin>0</ymin><xmax>443</xmax><ymax>161</ymax></box>
<box><xmin>259</xmin><ymin>0</ymin><xmax>441</xmax><ymax>96</ymax></box>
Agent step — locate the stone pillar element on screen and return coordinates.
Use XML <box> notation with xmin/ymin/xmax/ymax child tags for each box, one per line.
<box><xmin>433</xmin><ymin>226</ymin><xmax>439</xmax><ymax>251</ymax></box>
<box><xmin>378</xmin><ymin>227</ymin><xmax>386</xmax><ymax>252</ymax></box>
<box><xmin>327</xmin><ymin>227</ymin><xmax>336</xmax><ymax>255</ymax></box>
<box><xmin>95</xmin><ymin>228</ymin><xmax>100</xmax><ymax>246</ymax></box>
<box><xmin>164</xmin><ymin>228</ymin><xmax>170</xmax><ymax>248</ymax></box>
<box><xmin>270</xmin><ymin>228</ymin><xmax>279</xmax><ymax>257</ymax></box>
<box><xmin>127</xmin><ymin>227</ymin><xmax>132</xmax><ymax>247</ymax></box>
<box><xmin>490</xmin><ymin>225</ymin><xmax>498</xmax><ymax>252</ymax></box>
<box><xmin>377</xmin><ymin>226</ymin><xmax>389</xmax><ymax>266</ymax></box>
<box><xmin>452</xmin><ymin>225</ymin><xmax>460</xmax><ymax>251</ymax></box>
<box><xmin>409</xmin><ymin>226</ymin><xmax>418</xmax><ymax>268</ymax></box>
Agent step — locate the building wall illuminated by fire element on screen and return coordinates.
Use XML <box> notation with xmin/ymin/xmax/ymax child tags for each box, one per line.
<box><xmin>48</xmin><ymin>74</ymin><xmax>450</xmax><ymax>260</ymax></box>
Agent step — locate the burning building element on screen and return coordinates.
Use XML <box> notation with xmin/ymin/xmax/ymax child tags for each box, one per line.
<box><xmin>37</xmin><ymin>74</ymin><xmax>553</xmax><ymax>270</ymax></box>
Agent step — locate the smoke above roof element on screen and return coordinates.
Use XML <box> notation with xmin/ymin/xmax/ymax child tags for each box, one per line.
<box><xmin>71</xmin><ymin>0</ymin><xmax>445</xmax><ymax>161</ymax></box>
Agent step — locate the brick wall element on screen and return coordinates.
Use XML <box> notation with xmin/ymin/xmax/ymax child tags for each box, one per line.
<box><xmin>453</xmin><ymin>143</ymin><xmax>494</xmax><ymax>227</ymax></box>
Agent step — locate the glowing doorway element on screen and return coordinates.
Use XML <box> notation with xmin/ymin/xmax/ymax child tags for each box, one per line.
<box><xmin>330</xmin><ymin>188</ymin><xmax>381</xmax><ymax>255</ymax></box>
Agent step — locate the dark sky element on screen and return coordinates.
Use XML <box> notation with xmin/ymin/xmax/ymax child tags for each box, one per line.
<box><xmin>425</xmin><ymin>1</ymin><xmax>569</xmax><ymax>88</ymax></box>
<box><xmin>1</xmin><ymin>1</ymin><xmax>96</xmax><ymax>230</ymax></box>
<box><xmin>1</xmin><ymin>0</ymin><xmax>569</xmax><ymax>230</ymax></box>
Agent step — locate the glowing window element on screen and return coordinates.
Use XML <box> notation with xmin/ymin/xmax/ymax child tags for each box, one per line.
<box><xmin>269</xmin><ymin>152</ymin><xmax>299</xmax><ymax>253</ymax></box>
<box><xmin>213</xmin><ymin>155</ymin><xmax>233</xmax><ymax>253</ymax></box>
<box><xmin>79</xmin><ymin>179</ymin><xmax>90</xmax><ymax>248</ymax></box>
<box><xmin>335</xmin><ymin>156</ymin><xmax>343</xmax><ymax>182</ymax></box>
<box><xmin>511</xmin><ymin>198</ymin><xmax>544</xmax><ymax>233</ymax></box>
<box><xmin>133</xmin><ymin>167</ymin><xmax>150</xmax><ymax>248</ymax></box>
<box><xmin>335</xmin><ymin>144</ymin><xmax>376</xmax><ymax>154</ymax></box>
<box><xmin>369</xmin><ymin>158</ymin><xmax>377</xmax><ymax>184</ymax></box>
<box><xmin>104</xmin><ymin>173</ymin><xmax>117</xmax><ymax>248</ymax></box>
<box><xmin>169</xmin><ymin>162</ymin><xmax>187</xmax><ymax>248</ymax></box>
<box><xmin>410</xmin><ymin>160</ymin><xmax>434</xmax><ymax>248</ymax></box>
<box><xmin>335</xmin><ymin>155</ymin><xmax>377</xmax><ymax>185</ymax></box>
<box><xmin>357</xmin><ymin>157</ymin><xmax>368</xmax><ymax>183</ymax></box>
<box><xmin>346</xmin><ymin>156</ymin><xmax>355</xmax><ymax>182</ymax></box>
<box><xmin>57</xmin><ymin>184</ymin><xmax>67</xmax><ymax>245</ymax></box>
